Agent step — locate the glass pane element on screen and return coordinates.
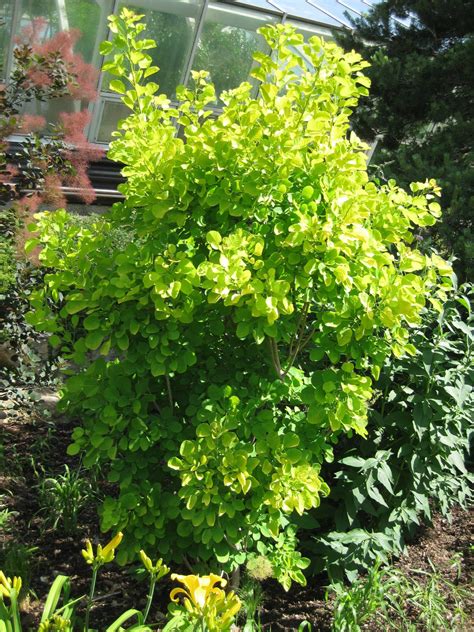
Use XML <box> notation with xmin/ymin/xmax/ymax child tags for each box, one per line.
<box><xmin>96</xmin><ymin>100</ymin><xmax>130</xmax><ymax>143</ymax></box>
<box><xmin>15</xmin><ymin>1</ymin><xmax>113</xmax><ymax>131</ymax></box>
<box><xmin>191</xmin><ymin>2</ymin><xmax>276</xmax><ymax>98</ymax></box>
<box><xmin>277</xmin><ymin>0</ymin><xmax>347</xmax><ymax>27</ymax></box>
<box><xmin>288</xmin><ymin>20</ymin><xmax>333</xmax><ymax>41</ymax></box>
<box><xmin>0</xmin><ymin>0</ymin><xmax>14</xmax><ymax>79</ymax></box>
<box><xmin>15</xmin><ymin>0</ymin><xmax>113</xmax><ymax>66</ymax></box>
<box><xmin>21</xmin><ymin>95</ymin><xmax>87</xmax><ymax>130</ymax></box>
<box><xmin>229</xmin><ymin>0</ymin><xmax>275</xmax><ymax>10</ymax></box>
<box><xmin>111</xmin><ymin>0</ymin><xmax>204</xmax><ymax>98</ymax></box>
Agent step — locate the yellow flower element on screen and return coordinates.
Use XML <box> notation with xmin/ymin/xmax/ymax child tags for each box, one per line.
<box><xmin>170</xmin><ymin>573</ymin><xmax>226</xmax><ymax>611</ymax></box>
<box><xmin>0</xmin><ymin>571</ymin><xmax>22</xmax><ymax>599</ymax></box>
<box><xmin>38</xmin><ymin>614</ymin><xmax>71</xmax><ymax>631</ymax></box>
<box><xmin>81</xmin><ymin>539</ymin><xmax>94</xmax><ymax>565</ymax></box>
<box><xmin>101</xmin><ymin>531</ymin><xmax>123</xmax><ymax>563</ymax></box>
<box><xmin>169</xmin><ymin>573</ymin><xmax>241</xmax><ymax>631</ymax></box>
<box><xmin>140</xmin><ymin>550</ymin><xmax>153</xmax><ymax>573</ymax></box>
<box><xmin>81</xmin><ymin>532</ymin><xmax>123</xmax><ymax>567</ymax></box>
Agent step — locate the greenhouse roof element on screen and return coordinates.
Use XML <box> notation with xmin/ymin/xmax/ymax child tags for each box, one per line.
<box><xmin>231</xmin><ymin>0</ymin><xmax>375</xmax><ymax>28</ymax></box>
<box><xmin>2</xmin><ymin>0</ymin><xmax>378</xmax><ymax>149</ymax></box>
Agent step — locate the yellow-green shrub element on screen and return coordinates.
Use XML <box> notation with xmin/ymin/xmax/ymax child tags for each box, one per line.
<box><xmin>27</xmin><ymin>10</ymin><xmax>452</xmax><ymax>587</ymax></box>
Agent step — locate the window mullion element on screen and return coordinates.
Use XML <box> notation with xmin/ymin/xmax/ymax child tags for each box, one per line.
<box><xmin>87</xmin><ymin>0</ymin><xmax>120</xmax><ymax>142</ymax></box>
<box><xmin>181</xmin><ymin>0</ymin><xmax>209</xmax><ymax>87</ymax></box>
<box><xmin>4</xmin><ymin>0</ymin><xmax>21</xmax><ymax>81</ymax></box>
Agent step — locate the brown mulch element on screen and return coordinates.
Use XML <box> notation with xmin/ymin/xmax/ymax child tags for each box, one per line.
<box><xmin>0</xmin><ymin>387</ymin><xmax>472</xmax><ymax>631</ymax></box>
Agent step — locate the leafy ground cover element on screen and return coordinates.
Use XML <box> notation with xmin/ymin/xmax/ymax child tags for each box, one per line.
<box><xmin>0</xmin><ymin>387</ymin><xmax>471</xmax><ymax>630</ymax></box>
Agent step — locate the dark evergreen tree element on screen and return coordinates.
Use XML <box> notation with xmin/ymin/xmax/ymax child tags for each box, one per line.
<box><xmin>337</xmin><ymin>0</ymin><xmax>474</xmax><ymax>280</ymax></box>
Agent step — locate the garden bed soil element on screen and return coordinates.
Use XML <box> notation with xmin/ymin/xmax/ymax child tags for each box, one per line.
<box><xmin>0</xmin><ymin>387</ymin><xmax>472</xmax><ymax>630</ymax></box>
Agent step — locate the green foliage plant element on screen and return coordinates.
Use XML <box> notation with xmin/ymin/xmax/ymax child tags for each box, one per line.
<box><xmin>27</xmin><ymin>9</ymin><xmax>452</xmax><ymax>586</ymax></box>
<box><xmin>330</xmin><ymin>559</ymin><xmax>388</xmax><ymax>631</ymax></box>
<box><xmin>309</xmin><ymin>283</ymin><xmax>473</xmax><ymax>582</ymax></box>
<box><xmin>37</xmin><ymin>464</ymin><xmax>93</xmax><ymax>535</ymax></box>
<box><xmin>0</xmin><ymin>510</ymin><xmax>14</xmax><ymax>534</ymax></box>
<box><xmin>0</xmin><ymin>494</ymin><xmax>17</xmax><ymax>535</ymax></box>
<box><xmin>37</xmin><ymin>575</ymin><xmax>78</xmax><ymax>632</ymax></box>
<box><xmin>0</xmin><ymin>208</ymin><xmax>17</xmax><ymax>296</ymax></box>
<box><xmin>0</xmin><ymin>544</ymin><xmax>37</xmax><ymax>599</ymax></box>
<box><xmin>236</xmin><ymin>555</ymin><xmax>271</xmax><ymax>631</ymax></box>
<box><xmin>238</xmin><ymin>577</ymin><xmax>264</xmax><ymax>632</ymax></box>
<box><xmin>0</xmin><ymin>256</ymin><xmax>50</xmax><ymax>385</ymax></box>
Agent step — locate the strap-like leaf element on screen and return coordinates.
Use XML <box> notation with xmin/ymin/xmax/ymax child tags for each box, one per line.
<box><xmin>105</xmin><ymin>609</ymin><xmax>150</xmax><ymax>632</ymax></box>
<box><xmin>41</xmin><ymin>575</ymin><xmax>70</xmax><ymax>622</ymax></box>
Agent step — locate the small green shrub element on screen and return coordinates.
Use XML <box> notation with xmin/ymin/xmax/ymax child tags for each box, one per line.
<box><xmin>331</xmin><ymin>560</ymin><xmax>387</xmax><ymax>631</ymax></box>
<box><xmin>0</xmin><ymin>258</ymin><xmax>59</xmax><ymax>390</ymax></box>
<box><xmin>238</xmin><ymin>576</ymin><xmax>265</xmax><ymax>632</ymax></box>
<box><xmin>28</xmin><ymin>10</ymin><xmax>452</xmax><ymax>584</ymax></box>
<box><xmin>0</xmin><ymin>499</ymin><xmax>17</xmax><ymax>534</ymax></box>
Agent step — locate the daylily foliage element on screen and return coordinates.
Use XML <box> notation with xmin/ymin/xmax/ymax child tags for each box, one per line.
<box><xmin>27</xmin><ymin>9</ymin><xmax>452</xmax><ymax>586</ymax></box>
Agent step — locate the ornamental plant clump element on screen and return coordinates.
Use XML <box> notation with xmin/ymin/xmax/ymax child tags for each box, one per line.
<box><xmin>0</xmin><ymin>18</ymin><xmax>101</xmax><ymax>386</ymax></box>
<box><xmin>0</xmin><ymin>533</ymin><xmax>240</xmax><ymax>631</ymax></box>
<box><xmin>27</xmin><ymin>10</ymin><xmax>453</xmax><ymax>586</ymax></box>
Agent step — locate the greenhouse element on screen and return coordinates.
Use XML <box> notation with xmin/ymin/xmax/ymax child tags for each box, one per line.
<box><xmin>0</xmin><ymin>0</ymin><xmax>370</xmax><ymax>144</ymax></box>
